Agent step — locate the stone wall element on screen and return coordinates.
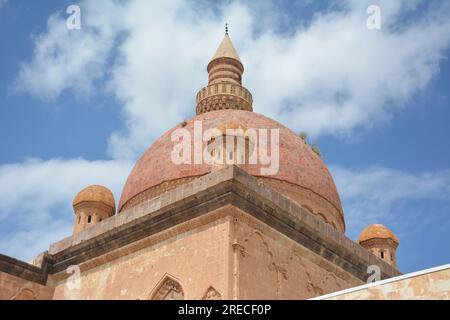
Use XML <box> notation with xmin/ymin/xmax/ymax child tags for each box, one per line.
<box><xmin>50</xmin><ymin>211</ymin><xmax>233</xmax><ymax>300</ymax></box>
<box><xmin>0</xmin><ymin>271</ymin><xmax>54</xmax><ymax>300</ymax></box>
<box><xmin>50</xmin><ymin>205</ymin><xmax>363</xmax><ymax>300</ymax></box>
<box><xmin>315</xmin><ymin>265</ymin><xmax>450</xmax><ymax>300</ymax></box>
<box><xmin>232</xmin><ymin>209</ymin><xmax>361</xmax><ymax>299</ymax></box>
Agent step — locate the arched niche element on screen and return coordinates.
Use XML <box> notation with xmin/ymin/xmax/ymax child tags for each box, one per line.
<box><xmin>149</xmin><ymin>274</ymin><xmax>184</xmax><ymax>300</ymax></box>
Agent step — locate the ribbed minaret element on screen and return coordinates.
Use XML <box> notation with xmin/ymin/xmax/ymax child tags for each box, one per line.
<box><xmin>196</xmin><ymin>28</ymin><xmax>253</xmax><ymax>114</ymax></box>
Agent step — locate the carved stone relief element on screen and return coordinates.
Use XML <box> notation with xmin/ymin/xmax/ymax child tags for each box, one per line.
<box><xmin>202</xmin><ymin>286</ymin><xmax>222</xmax><ymax>300</ymax></box>
<box><xmin>150</xmin><ymin>275</ymin><xmax>184</xmax><ymax>300</ymax></box>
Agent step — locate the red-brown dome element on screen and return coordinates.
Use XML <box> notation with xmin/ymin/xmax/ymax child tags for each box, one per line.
<box><xmin>118</xmin><ymin>110</ymin><xmax>345</xmax><ymax>231</ymax></box>
<box><xmin>358</xmin><ymin>224</ymin><xmax>399</xmax><ymax>244</ymax></box>
<box><xmin>73</xmin><ymin>185</ymin><xmax>115</xmax><ymax>210</ymax></box>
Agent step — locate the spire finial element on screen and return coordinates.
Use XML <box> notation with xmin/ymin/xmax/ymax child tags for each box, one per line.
<box><xmin>225</xmin><ymin>23</ymin><xmax>228</xmax><ymax>35</ymax></box>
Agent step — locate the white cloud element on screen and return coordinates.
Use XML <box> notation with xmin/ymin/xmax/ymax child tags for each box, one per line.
<box><xmin>0</xmin><ymin>0</ymin><xmax>7</xmax><ymax>10</ymax></box>
<box><xmin>246</xmin><ymin>0</ymin><xmax>450</xmax><ymax>138</ymax></box>
<box><xmin>15</xmin><ymin>0</ymin><xmax>124</xmax><ymax>100</ymax></box>
<box><xmin>14</xmin><ymin>0</ymin><xmax>450</xmax><ymax>160</ymax></box>
<box><xmin>331</xmin><ymin>165</ymin><xmax>450</xmax><ymax>238</ymax></box>
<box><xmin>0</xmin><ymin>158</ymin><xmax>132</xmax><ymax>261</ymax></box>
<box><xmin>0</xmin><ymin>220</ymin><xmax>72</xmax><ymax>264</ymax></box>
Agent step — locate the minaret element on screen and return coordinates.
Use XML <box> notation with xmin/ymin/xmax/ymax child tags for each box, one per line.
<box><xmin>196</xmin><ymin>25</ymin><xmax>253</xmax><ymax>114</ymax></box>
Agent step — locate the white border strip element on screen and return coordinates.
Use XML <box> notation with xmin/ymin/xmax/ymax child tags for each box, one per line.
<box><xmin>309</xmin><ymin>263</ymin><xmax>450</xmax><ymax>300</ymax></box>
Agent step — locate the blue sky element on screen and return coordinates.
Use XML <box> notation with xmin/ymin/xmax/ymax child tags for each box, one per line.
<box><xmin>0</xmin><ymin>0</ymin><xmax>449</xmax><ymax>274</ymax></box>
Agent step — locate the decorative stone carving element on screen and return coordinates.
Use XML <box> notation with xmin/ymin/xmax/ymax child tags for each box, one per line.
<box><xmin>306</xmin><ymin>272</ymin><xmax>341</xmax><ymax>296</ymax></box>
<box><xmin>196</xmin><ymin>83</ymin><xmax>253</xmax><ymax>114</ymax></box>
<box><xmin>280</xmin><ymin>249</ymin><xmax>316</xmax><ymax>299</ymax></box>
<box><xmin>232</xmin><ymin>242</ymin><xmax>246</xmax><ymax>257</ymax></box>
<box><xmin>241</xmin><ymin>229</ymin><xmax>277</xmax><ymax>271</ymax></box>
<box><xmin>150</xmin><ymin>275</ymin><xmax>184</xmax><ymax>300</ymax></box>
<box><xmin>239</xmin><ymin>228</ymin><xmax>285</xmax><ymax>298</ymax></box>
<box><xmin>202</xmin><ymin>286</ymin><xmax>222</xmax><ymax>300</ymax></box>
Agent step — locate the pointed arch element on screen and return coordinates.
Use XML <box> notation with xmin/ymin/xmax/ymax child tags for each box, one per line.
<box><xmin>202</xmin><ymin>286</ymin><xmax>222</xmax><ymax>300</ymax></box>
<box><xmin>239</xmin><ymin>229</ymin><xmax>284</xmax><ymax>299</ymax></box>
<box><xmin>241</xmin><ymin>229</ymin><xmax>277</xmax><ymax>272</ymax></box>
<box><xmin>149</xmin><ymin>273</ymin><xmax>184</xmax><ymax>300</ymax></box>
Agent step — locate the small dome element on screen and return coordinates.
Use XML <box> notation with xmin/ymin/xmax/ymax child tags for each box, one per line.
<box><xmin>73</xmin><ymin>185</ymin><xmax>116</xmax><ymax>210</ymax></box>
<box><xmin>358</xmin><ymin>224</ymin><xmax>399</xmax><ymax>244</ymax></box>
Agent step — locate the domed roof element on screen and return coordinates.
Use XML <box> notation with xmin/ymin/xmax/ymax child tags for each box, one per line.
<box><xmin>358</xmin><ymin>224</ymin><xmax>399</xmax><ymax>244</ymax></box>
<box><xmin>118</xmin><ymin>110</ymin><xmax>344</xmax><ymax>224</ymax></box>
<box><xmin>73</xmin><ymin>185</ymin><xmax>116</xmax><ymax>209</ymax></box>
<box><xmin>118</xmin><ymin>32</ymin><xmax>345</xmax><ymax>231</ymax></box>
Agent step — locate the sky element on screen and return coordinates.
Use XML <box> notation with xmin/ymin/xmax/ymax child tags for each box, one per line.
<box><xmin>0</xmin><ymin>0</ymin><xmax>449</xmax><ymax>274</ymax></box>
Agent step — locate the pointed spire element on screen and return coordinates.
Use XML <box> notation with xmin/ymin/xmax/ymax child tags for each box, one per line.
<box><xmin>196</xmin><ymin>30</ymin><xmax>253</xmax><ymax>115</ymax></box>
<box><xmin>210</xmin><ymin>32</ymin><xmax>241</xmax><ymax>63</ymax></box>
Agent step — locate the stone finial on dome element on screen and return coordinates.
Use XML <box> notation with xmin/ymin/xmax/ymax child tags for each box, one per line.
<box><xmin>196</xmin><ymin>30</ymin><xmax>253</xmax><ymax>114</ymax></box>
<box><xmin>358</xmin><ymin>224</ymin><xmax>399</xmax><ymax>268</ymax></box>
<box><xmin>72</xmin><ymin>185</ymin><xmax>115</xmax><ymax>234</ymax></box>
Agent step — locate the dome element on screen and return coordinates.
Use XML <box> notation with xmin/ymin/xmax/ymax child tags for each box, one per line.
<box><xmin>358</xmin><ymin>224</ymin><xmax>399</xmax><ymax>244</ymax></box>
<box><xmin>73</xmin><ymin>185</ymin><xmax>116</xmax><ymax>210</ymax></box>
<box><xmin>118</xmin><ymin>109</ymin><xmax>345</xmax><ymax>231</ymax></box>
<box><xmin>118</xmin><ymin>31</ymin><xmax>345</xmax><ymax>232</ymax></box>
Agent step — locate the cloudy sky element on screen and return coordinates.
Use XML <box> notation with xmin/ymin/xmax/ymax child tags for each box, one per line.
<box><xmin>0</xmin><ymin>0</ymin><xmax>449</xmax><ymax>274</ymax></box>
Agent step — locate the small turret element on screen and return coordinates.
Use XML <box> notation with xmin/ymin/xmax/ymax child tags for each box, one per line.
<box><xmin>358</xmin><ymin>224</ymin><xmax>399</xmax><ymax>268</ymax></box>
<box><xmin>72</xmin><ymin>185</ymin><xmax>115</xmax><ymax>234</ymax></box>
